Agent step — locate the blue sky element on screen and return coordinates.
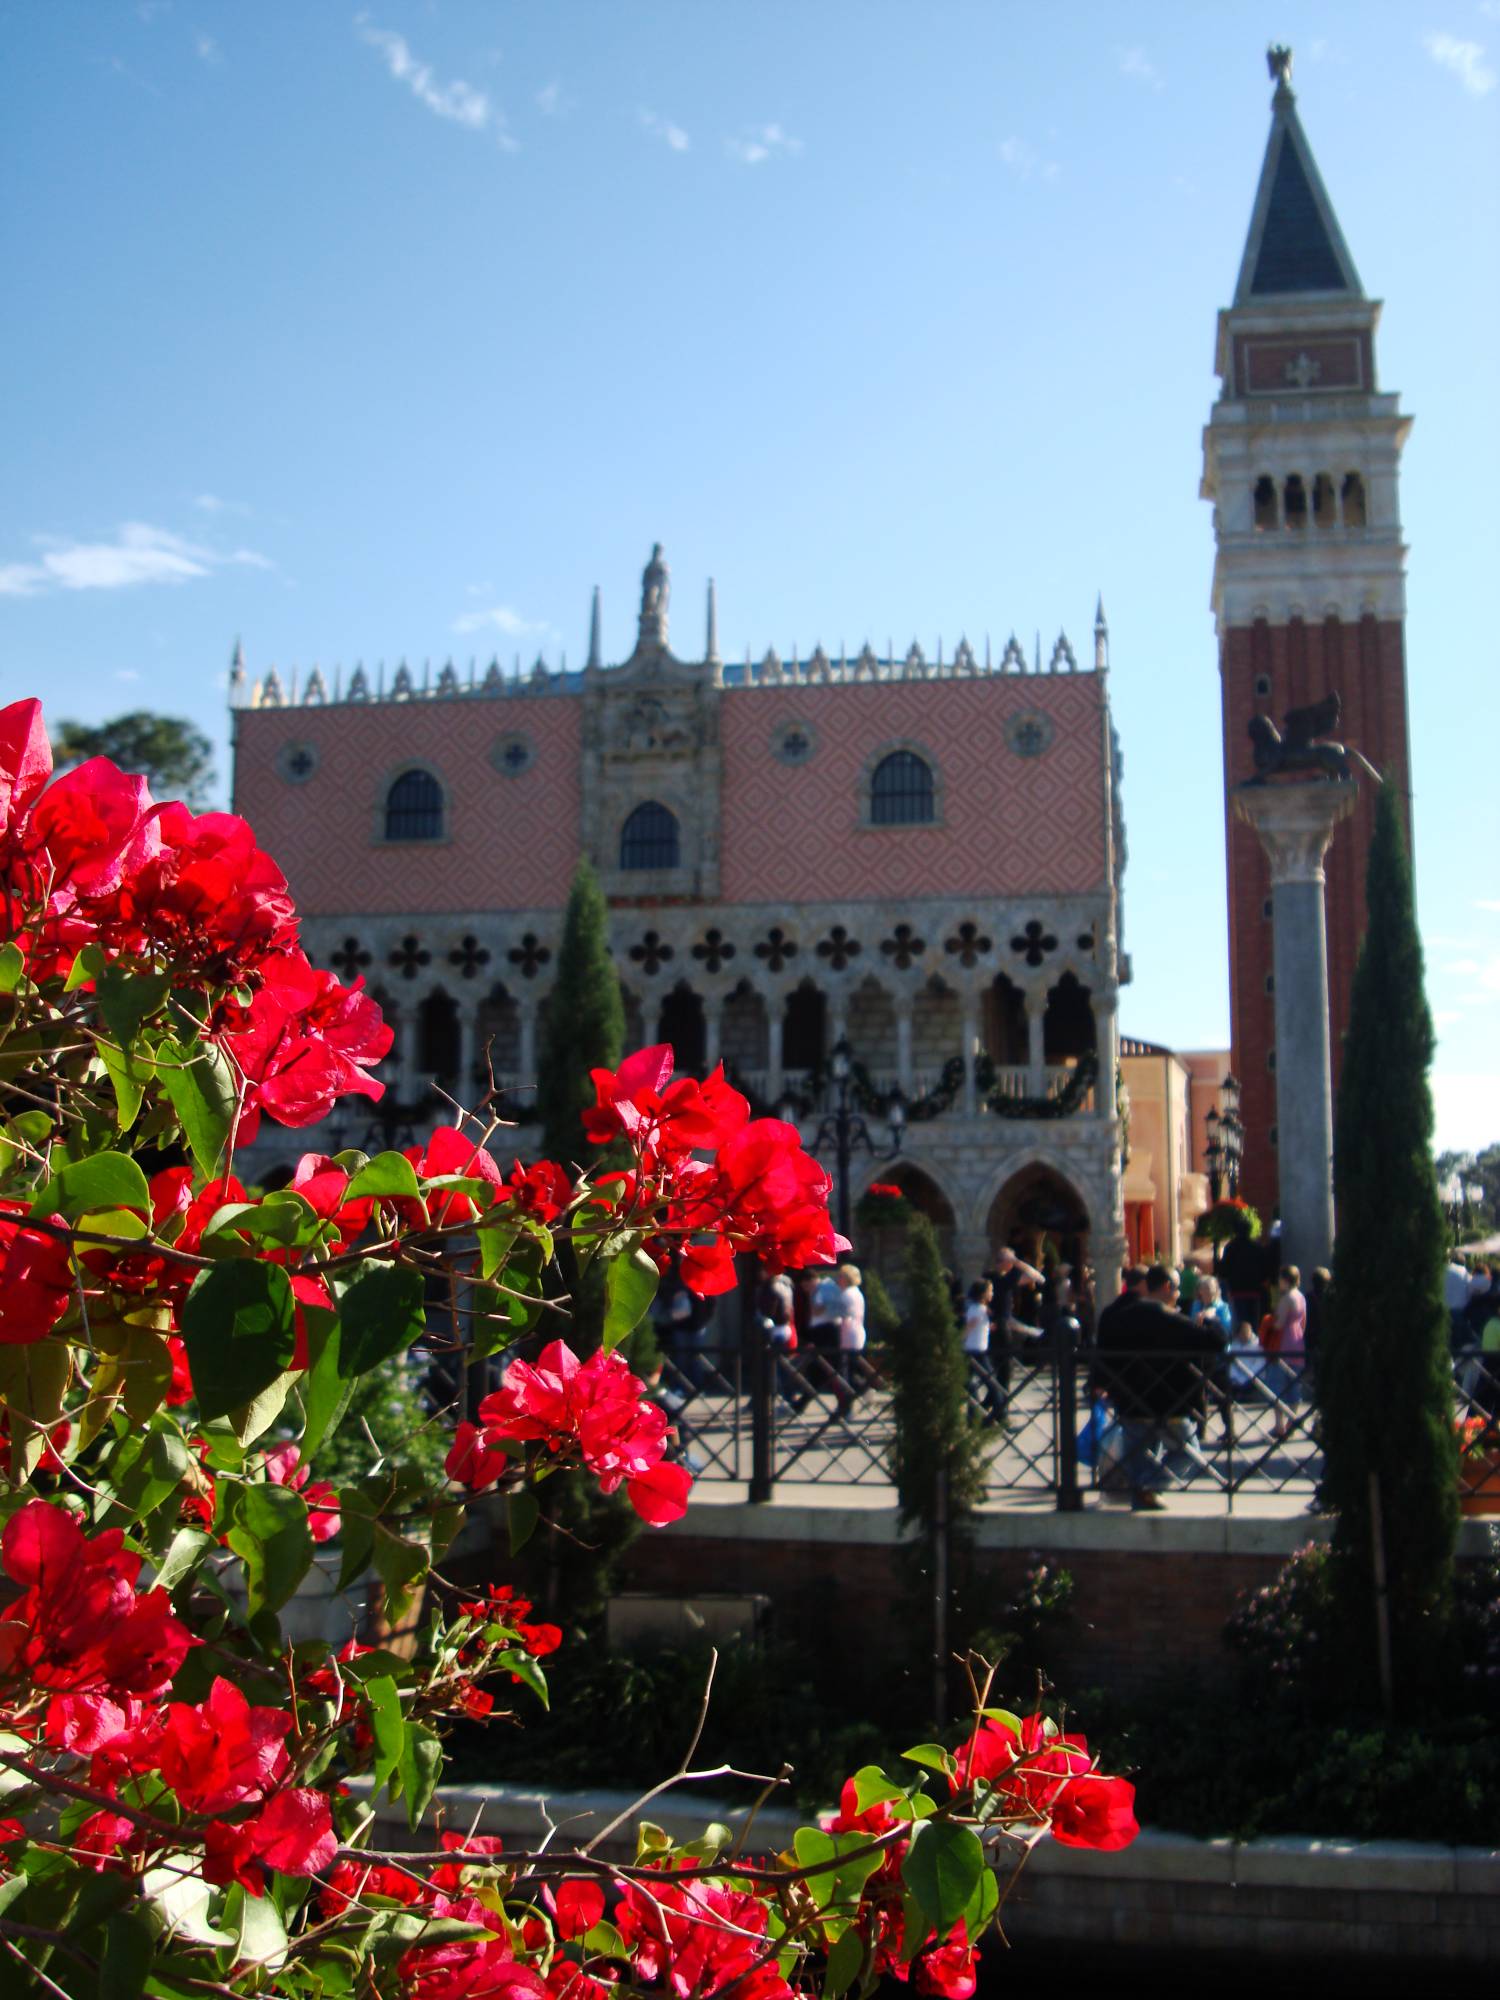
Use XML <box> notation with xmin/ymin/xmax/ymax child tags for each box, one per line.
<box><xmin>3</xmin><ymin>1</ymin><xmax>1497</xmax><ymax>1148</ymax></box>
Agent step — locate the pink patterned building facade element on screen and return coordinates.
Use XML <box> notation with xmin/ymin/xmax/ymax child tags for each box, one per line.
<box><xmin>231</xmin><ymin>546</ymin><xmax>1127</xmax><ymax>1289</ymax></box>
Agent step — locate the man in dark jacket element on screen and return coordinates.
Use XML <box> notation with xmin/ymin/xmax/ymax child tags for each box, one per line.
<box><xmin>1095</xmin><ymin>1264</ymin><xmax>1224</xmax><ymax>1511</ymax></box>
<box><xmin>1218</xmin><ymin>1219</ymin><xmax>1268</xmax><ymax>1331</ymax></box>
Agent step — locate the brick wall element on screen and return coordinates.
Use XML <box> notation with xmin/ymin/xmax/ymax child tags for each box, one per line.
<box><xmin>1219</xmin><ymin>615</ymin><xmax>1410</xmax><ymax>1217</ymax></box>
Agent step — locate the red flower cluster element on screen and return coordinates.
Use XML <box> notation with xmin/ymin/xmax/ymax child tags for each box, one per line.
<box><xmin>457</xmin><ymin>1583</ymin><xmax>563</xmax><ymax>1662</ymax></box>
<box><xmin>447</xmin><ymin>1338</ymin><xmax>692</xmax><ymax>1525</ymax></box>
<box><xmin>953</xmin><ymin>1712</ymin><xmax>1138</xmax><ymax>1851</ymax></box>
<box><xmin>615</xmin><ymin>1863</ymin><xmax>791</xmax><ymax>2000</ymax></box>
<box><xmin>0</xmin><ymin>1201</ymin><xmax>73</xmax><ymax>1345</ymax></box>
<box><xmin>0</xmin><ymin>1502</ymin><xmax>193</xmax><ymax>1752</ymax></box>
<box><xmin>263</xmin><ymin>1443</ymin><xmax>341</xmax><ymax>1542</ymax></box>
<box><xmin>0</xmin><ymin>698</ymin><xmax>391</xmax><ymax>1138</ymax></box>
<box><xmin>582</xmin><ymin>1046</ymin><xmax>849</xmax><ymax>1295</ymax></box>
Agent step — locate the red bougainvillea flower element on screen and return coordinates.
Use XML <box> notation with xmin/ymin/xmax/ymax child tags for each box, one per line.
<box><xmin>217</xmin><ymin>948</ymin><xmax>392</xmax><ymax>1140</ymax></box>
<box><xmin>457</xmin><ymin>1583</ymin><xmax>562</xmax><ymax>1660</ymax></box>
<box><xmin>494</xmin><ymin>1157</ymin><xmax>573</xmax><ymax>1226</ymax></box>
<box><xmin>0</xmin><ymin>1201</ymin><xmax>74</xmax><ymax>1344</ymax></box>
<box><xmin>431</xmin><ymin>1831</ymin><xmax>506</xmax><ymax>1894</ymax></box>
<box><xmin>0</xmin><ymin>698</ymin><xmax>53</xmax><ymax>844</ymax></box>
<box><xmin>914</xmin><ymin>1923</ymin><xmax>977</xmax><ymax>1999</ymax></box>
<box><xmin>263</xmin><ymin>1443</ymin><xmax>341</xmax><ymax>1543</ymax></box>
<box><xmin>24</xmin><ymin>756</ymin><xmax>157</xmax><ymax>909</ymax></box>
<box><xmin>445</xmin><ymin>1420</ymin><xmax>510</xmax><ymax>1494</ymax></box>
<box><xmin>551</xmin><ymin>1876</ymin><xmax>605</xmax><ymax>1940</ymax></box>
<box><xmin>115</xmin><ymin>801</ymin><xmax>297</xmax><ymax>976</ymax></box>
<box><xmin>288</xmin><ymin>1152</ymin><xmax>374</xmax><ymax>1243</ymax></box>
<box><xmin>473</xmin><ymin>1340</ymin><xmax>691</xmax><ymax>1525</ymax></box>
<box><xmin>582</xmin><ymin>1046</ymin><xmax>751</xmax><ymax>1168</ymax></box>
<box><xmin>951</xmin><ymin>1712</ymin><xmax>1138</xmax><ymax>1851</ymax></box>
<box><xmin>0</xmin><ymin>1502</ymin><xmax>193</xmax><ymax>1717</ymax></box>
<box><xmin>615</xmin><ymin>1866</ymin><xmax>793</xmax><ymax>2000</ymax></box>
<box><xmin>403</xmin><ymin>1125</ymin><xmax>505</xmax><ymax>1225</ymax></box>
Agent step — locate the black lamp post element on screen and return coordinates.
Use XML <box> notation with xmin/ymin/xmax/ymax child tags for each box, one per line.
<box><xmin>806</xmin><ymin>1037</ymin><xmax>907</xmax><ymax>1241</ymax></box>
<box><xmin>1205</xmin><ymin>1107</ymin><xmax>1223</xmax><ymax>1202</ymax></box>
<box><xmin>1220</xmin><ymin>1073</ymin><xmax>1243</xmax><ymax>1197</ymax></box>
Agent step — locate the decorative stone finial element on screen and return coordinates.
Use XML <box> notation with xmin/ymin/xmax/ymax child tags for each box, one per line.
<box><xmin>1267</xmin><ymin>44</ymin><xmax>1293</xmax><ymax>93</ymax></box>
<box><xmin>638</xmin><ymin>543</ymin><xmax>670</xmax><ymax>648</ymax></box>
<box><xmin>705</xmin><ymin>577</ymin><xmax>719</xmax><ymax>664</ymax></box>
<box><xmin>587</xmin><ymin>586</ymin><xmax>602</xmax><ymax>670</ymax></box>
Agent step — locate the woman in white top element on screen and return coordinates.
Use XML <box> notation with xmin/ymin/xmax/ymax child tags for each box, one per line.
<box><xmin>835</xmin><ymin>1262</ymin><xmax>866</xmax><ymax>1398</ymax></box>
<box><xmin>964</xmin><ymin>1277</ymin><xmax>1005</xmax><ymax>1419</ymax></box>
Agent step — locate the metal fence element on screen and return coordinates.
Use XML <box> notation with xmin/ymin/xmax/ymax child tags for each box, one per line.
<box><xmin>650</xmin><ymin>1332</ymin><xmax>1500</xmax><ymax>1515</ymax></box>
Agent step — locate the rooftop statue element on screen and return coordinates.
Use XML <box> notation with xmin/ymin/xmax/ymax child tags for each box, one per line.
<box><xmin>1247</xmin><ymin>691</ymin><xmax>1381</xmax><ymax>784</ymax></box>
<box><xmin>640</xmin><ymin>543</ymin><xmax>670</xmax><ymax>631</ymax></box>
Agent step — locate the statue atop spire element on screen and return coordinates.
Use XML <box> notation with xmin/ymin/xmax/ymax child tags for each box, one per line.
<box><xmin>638</xmin><ymin>542</ymin><xmax>670</xmax><ymax>649</ymax></box>
<box><xmin>1266</xmin><ymin>44</ymin><xmax>1294</xmax><ymax>95</ymax></box>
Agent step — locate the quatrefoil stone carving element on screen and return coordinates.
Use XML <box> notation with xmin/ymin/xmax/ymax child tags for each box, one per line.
<box><xmin>628</xmin><ymin>930</ymin><xmax>675</xmax><ymax>976</ymax></box>
<box><xmin>507</xmin><ymin>933</ymin><xmax>551</xmax><ymax>980</ymax></box>
<box><xmin>330</xmin><ymin>936</ymin><xmax>372</xmax><ymax>981</ymax></box>
<box><xmin>691</xmin><ymin>928</ymin><xmax>736</xmax><ymax>974</ymax></box>
<box><xmin>448</xmin><ymin>935</ymin><xmax>492</xmax><ymax>980</ymax></box>
<box><xmin>1011</xmin><ymin>919</ymin><xmax>1059</xmax><ymax>968</ymax></box>
<box><xmin>815</xmin><ymin>926</ymin><xmax>862</xmax><ymax>972</ymax></box>
<box><xmin>880</xmin><ymin>924</ymin><xmax>926</xmax><ymax>970</ymax></box>
<box><xmin>753</xmin><ymin>928</ymin><xmax>798</xmax><ymax>974</ymax></box>
<box><xmin>943</xmin><ymin>922</ymin><xmax>992</xmax><ymax>969</ymax></box>
<box><xmin>388</xmin><ymin>935</ymin><xmax>431</xmax><ymax>980</ymax></box>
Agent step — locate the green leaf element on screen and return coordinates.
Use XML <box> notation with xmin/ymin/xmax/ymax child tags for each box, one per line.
<box><xmin>337</xmin><ymin>1262</ymin><xmax>427</xmax><ymax>1376</ymax></box>
<box><xmin>181</xmin><ymin>1260</ymin><xmax>297</xmax><ymax>1419</ymax></box>
<box><xmin>155</xmin><ymin>1526</ymin><xmax>212</xmax><ymax>1594</ymax></box>
<box><xmin>203</xmin><ymin>1191</ymin><xmax>322</xmax><ymax>1248</ymax></box>
<box><xmin>0</xmin><ymin>941</ymin><xmax>25</xmax><ymax>995</ymax></box>
<box><xmin>494</xmin><ymin>1647</ymin><xmax>549</xmax><ymax>1708</ymax></box>
<box><xmin>99</xmin><ymin>1907</ymin><xmax>155</xmax><ymax>2000</ymax></box>
<box><xmin>602</xmin><ymin>1243</ymin><xmax>660</xmax><ymax>1354</ymax></box>
<box><xmin>793</xmin><ymin>1827</ymin><xmax>838</xmax><ymax>1911</ymax></box>
<box><xmin>0</xmin><ymin>1340</ymin><xmax>71</xmax><ymax>1480</ymax></box>
<box><xmin>228</xmin><ymin>1366</ymin><xmax>302</xmax><ymax>1447</ymax></box>
<box><xmin>901</xmin><ymin>1742</ymin><xmax>958</xmax><ymax>1779</ymax></box>
<box><xmin>40</xmin><ymin>1148</ymin><xmax>150</xmax><ymax>1221</ymax></box>
<box><xmin>97</xmin><ymin>1038</ymin><xmax>149</xmax><ymax>1130</ymax></box>
<box><xmin>372</xmin><ymin>1523</ymin><xmax>428</xmax><ymax>1619</ymax></box>
<box><xmin>298</xmin><ymin>1315</ymin><xmax>354</xmax><ymax>1461</ymax></box>
<box><xmin>901</xmin><ymin>1820</ymin><xmax>985</xmax><ymax>1936</ymax></box>
<box><xmin>226</xmin><ymin>1480</ymin><xmax>314</xmax><ymax>1616</ymax></box>
<box><xmin>337</xmin><ymin>1483</ymin><xmax>378</xmax><ymax>1589</ymax></box>
<box><xmin>64</xmin><ymin>941</ymin><xmax>106</xmax><ymax>992</ymax></box>
<box><xmin>158</xmin><ymin>1035</ymin><xmax>236</xmax><ymax>1177</ymax></box>
<box><xmin>116</xmin><ymin>1425</ymin><xmax>192</xmax><ymax>1520</ymax></box>
<box><xmin>229</xmin><ymin>1880</ymin><xmax>289</xmax><ymax>1966</ymax></box>
<box><xmin>849</xmin><ymin>1766</ymin><xmax>905</xmax><ymax>1814</ymax></box>
<box><xmin>345</xmin><ymin>1150</ymin><xmax>423</xmax><ymax>1202</ymax></box>
<box><xmin>396</xmin><ymin>1721</ymin><xmax>443</xmax><ymax>1830</ymax></box>
<box><xmin>979</xmin><ymin>1707</ymin><xmax>1024</xmax><ymax>1734</ymax></box>
<box><xmin>366</xmin><ymin>1674</ymin><xmax>406</xmax><ymax>1800</ymax></box>
<box><xmin>97</xmin><ymin>964</ymin><xmax>171</xmax><ymax>1045</ymax></box>
<box><xmin>824</xmin><ymin>1924</ymin><xmax>866</xmax><ymax>1998</ymax></box>
<box><xmin>507</xmin><ymin>1487</ymin><xmax>539</xmax><ymax>1554</ymax></box>
<box><xmin>962</xmin><ymin>1862</ymin><xmax>1000</xmax><ymax>1945</ymax></box>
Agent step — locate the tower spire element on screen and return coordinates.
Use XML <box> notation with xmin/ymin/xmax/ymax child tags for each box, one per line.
<box><xmin>705</xmin><ymin>577</ymin><xmax>720</xmax><ymax>665</ymax></box>
<box><xmin>228</xmin><ymin>637</ymin><xmax>246</xmax><ymax>706</ymax></box>
<box><xmin>586</xmin><ymin>586</ymin><xmax>602</xmax><ymax>670</ymax></box>
<box><xmin>1233</xmin><ymin>47</ymin><xmax>1362</xmax><ymax>304</ymax></box>
<box><xmin>1093</xmin><ymin>595</ymin><xmax>1109</xmax><ymax>671</ymax></box>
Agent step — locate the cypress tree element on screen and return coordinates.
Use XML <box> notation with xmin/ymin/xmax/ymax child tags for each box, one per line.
<box><xmin>889</xmin><ymin>1217</ymin><xmax>986</xmax><ymax>1529</ymax></box>
<box><xmin>1318</xmin><ymin>785</ymin><xmax>1458</xmax><ymax>1698</ymax></box>
<box><xmin>535</xmin><ymin>858</ymin><xmax>625</xmax><ymax>1173</ymax></box>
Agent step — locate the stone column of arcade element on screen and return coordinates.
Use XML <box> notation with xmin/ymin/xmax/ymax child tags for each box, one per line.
<box><xmin>1232</xmin><ymin>778</ymin><xmax>1357</xmax><ymax>1273</ymax></box>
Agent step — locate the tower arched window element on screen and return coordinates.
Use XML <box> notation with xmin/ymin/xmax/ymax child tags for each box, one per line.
<box><xmin>1283</xmin><ymin>474</ymin><xmax>1308</xmax><ymax>531</ymax></box>
<box><xmin>870</xmin><ymin>751</ymin><xmax>935</xmax><ymax>826</ymax></box>
<box><xmin>620</xmin><ymin>800</ymin><xmax>680</xmax><ymax>871</ymax></box>
<box><xmin>1253</xmin><ymin>475</ymin><xmax>1278</xmax><ymax>531</ymax></box>
<box><xmin>1341</xmin><ymin>472</ymin><xmax>1366</xmax><ymax>528</ymax></box>
<box><xmin>384</xmin><ymin>768</ymin><xmax>444</xmax><ymax>841</ymax></box>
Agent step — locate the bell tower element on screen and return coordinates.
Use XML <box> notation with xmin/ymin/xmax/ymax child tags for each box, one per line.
<box><xmin>1201</xmin><ymin>47</ymin><xmax>1413</xmax><ymax>1219</ymax></box>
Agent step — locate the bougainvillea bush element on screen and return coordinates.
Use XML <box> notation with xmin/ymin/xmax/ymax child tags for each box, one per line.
<box><xmin>0</xmin><ymin>697</ymin><xmax>1135</xmax><ymax>1996</ymax></box>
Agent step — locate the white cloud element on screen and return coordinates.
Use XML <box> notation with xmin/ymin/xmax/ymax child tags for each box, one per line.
<box><xmin>452</xmin><ymin>603</ymin><xmax>549</xmax><ymax>638</ymax></box>
<box><xmin>1119</xmin><ymin>47</ymin><xmax>1165</xmax><ymax>91</ymax></box>
<box><xmin>726</xmin><ymin>122</ymin><xmax>803</xmax><ymax>166</ymax></box>
<box><xmin>997</xmin><ymin>135</ymin><xmax>1058</xmax><ymax>181</ymax></box>
<box><xmin>1423</xmin><ymin>30</ymin><xmax>1496</xmax><ymax>94</ymax></box>
<box><xmin>535</xmin><ymin>81</ymin><xmax>569</xmax><ymax>117</ymax></box>
<box><xmin>356</xmin><ymin>18</ymin><xmax>502</xmax><ymax>134</ymax></box>
<box><xmin>0</xmin><ymin>522</ymin><xmax>271</xmax><ymax>598</ymax></box>
<box><xmin>1476</xmin><ymin>898</ymin><xmax>1500</xmax><ymax>913</ymax></box>
<box><xmin>194</xmin><ymin>32</ymin><xmax>221</xmax><ymax>64</ymax></box>
<box><xmin>115</xmin><ymin>668</ymin><xmax>141</xmax><ymax>682</ymax></box>
<box><xmin>1481</xmin><ymin>2</ymin><xmax>1500</xmax><ymax>21</ymax></box>
<box><xmin>1432</xmin><ymin>1069</ymin><xmax>1500</xmax><ymax>1151</ymax></box>
<box><xmin>639</xmin><ymin>108</ymin><xmax>690</xmax><ymax>152</ymax></box>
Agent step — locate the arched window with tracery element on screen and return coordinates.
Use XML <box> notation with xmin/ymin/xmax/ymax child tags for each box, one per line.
<box><xmin>620</xmin><ymin>801</ymin><xmax>680</xmax><ymax>870</ymax></box>
<box><xmin>384</xmin><ymin>768</ymin><xmax>444</xmax><ymax>842</ymax></box>
<box><xmin>870</xmin><ymin>750</ymin><xmax>935</xmax><ymax>826</ymax></box>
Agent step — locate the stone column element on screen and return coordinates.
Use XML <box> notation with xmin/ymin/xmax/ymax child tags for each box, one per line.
<box><xmin>518</xmin><ymin>1004</ymin><xmax>537</xmax><ymax>1087</ymax></box>
<box><xmin>766</xmin><ymin>1012</ymin><xmax>784</xmax><ymax>1101</ymax></box>
<box><xmin>961</xmin><ymin>998</ymin><xmax>979</xmax><ymax>1116</ymax></box>
<box><xmin>895</xmin><ymin>1003</ymin><xmax>914</xmax><ymax>1094</ymax></box>
<box><xmin>1093</xmin><ymin>991</ymin><xmax>1118</xmax><ymax>1123</ymax></box>
<box><xmin>1233</xmin><ymin>779</ymin><xmax>1358</xmax><ymax>1273</ymax></box>
<box><xmin>458</xmin><ymin>1004</ymin><xmax>479</xmax><ymax>1104</ymax></box>
<box><xmin>396</xmin><ymin>1008</ymin><xmax>421</xmax><ymax>1102</ymax></box>
<box><xmin>703</xmin><ymin>1000</ymin><xmax>721</xmax><ymax>1073</ymax></box>
<box><xmin>1025</xmin><ymin>994</ymin><xmax>1047</xmax><ymax>1097</ymax></box>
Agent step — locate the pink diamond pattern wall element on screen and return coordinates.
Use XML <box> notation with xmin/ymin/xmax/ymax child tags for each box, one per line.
<box><xmin>719</xmin><ymin>676</ymin><xmax>1108</xmax><ymax>903</ymax></box>
<box><xmin>233</xmin><ymin>698</ymin><xmax>582</xmax><ymax>916</ymax></box>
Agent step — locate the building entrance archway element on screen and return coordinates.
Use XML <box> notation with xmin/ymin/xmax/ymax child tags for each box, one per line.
<box><xmin>987</xmin><ymin>1164</ymin><xmax>1091</xmax><ymax>1288</ymax></box>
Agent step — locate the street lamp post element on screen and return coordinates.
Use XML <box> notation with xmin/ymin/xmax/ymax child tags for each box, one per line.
<box><xmin>806</xmin><ymin>1038</ymin><xmax>907</xmax><ymax>1241</ymax></box>
<box><xmin>1205</xmin><ymin>1107</ymin><xmax>1223</xmax><ymax>1202</ymax></box>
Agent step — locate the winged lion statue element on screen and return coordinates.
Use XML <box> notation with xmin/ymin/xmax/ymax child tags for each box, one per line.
<box><xmin>1247</xmin><ymin>692</ymin><xmax>1381</xmax><ymax>783</ymax></box>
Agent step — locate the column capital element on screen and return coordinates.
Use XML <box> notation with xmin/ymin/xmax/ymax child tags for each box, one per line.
<box><xmin>1233</xmin><ymin>778</ymin><xmax>1358</xmax><ymax>885</ymax></box>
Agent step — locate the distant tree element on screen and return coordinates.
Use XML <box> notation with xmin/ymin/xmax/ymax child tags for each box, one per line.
<box><xmin>535</xmin><ymin>858</ymin><xmax>625</xmax><ymax>1177</ymax></box>
<box><xmin>52</xmin><ymin>711</ymin><xmax>215</xmax><ymax>808</ymax></box>
<box><xmin>1319</xmin><ymin>785</ymin><xmax>1459</xmax><ymax>1702</ymax></box>
<box><xmin>888</xmin><ymin>1216</ymin><xmax>986</xmax><ymax>1530</ymax></box>
<box><xmin>1434</xmin><ymin>1146</ymin><xmax>1497</xmax><ymax>1241</ymax></box>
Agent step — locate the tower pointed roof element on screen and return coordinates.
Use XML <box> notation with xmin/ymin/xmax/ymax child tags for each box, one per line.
<box><xmin>1234</xmin><ymin>48</ymin><xmax>1362</xmax><ymax>305</ymax></box>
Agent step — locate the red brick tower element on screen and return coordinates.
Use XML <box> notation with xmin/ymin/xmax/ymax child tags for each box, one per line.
<box><xmin>1201</xmin><ymin>49</ymin><xmax>1413</xmax><ymax>1220</ymax></box>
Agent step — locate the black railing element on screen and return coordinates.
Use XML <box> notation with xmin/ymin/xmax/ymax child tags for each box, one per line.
<box><xmin>643</xmin><ymin>1334</ymin><xmax>1500</xmax><ymax>1516</ymax></box>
